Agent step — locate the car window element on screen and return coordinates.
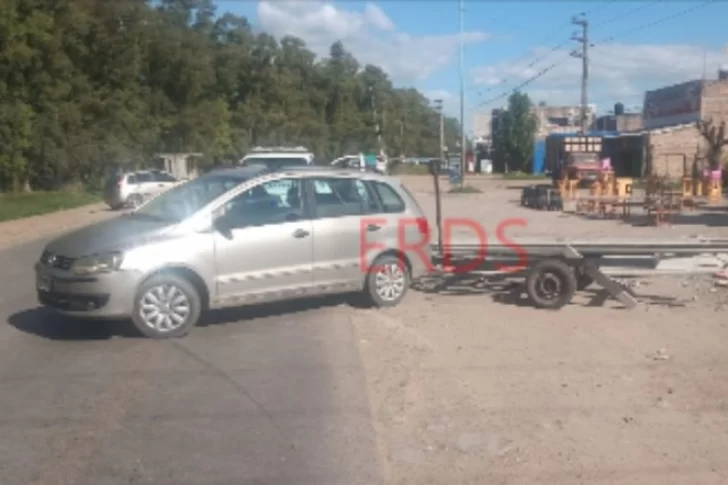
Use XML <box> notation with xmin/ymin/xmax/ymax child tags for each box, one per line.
<box><xmin>126</xmin><ymin>174</ymin><xmax>138</xmax><ymax>184</ymax></box>
<box><xmin>223</xmin><ymin>178</ymin><xmax>304</xmax><ymax>228</ymax></box>
<box><xmin>134</xmin><ymin>174</ymin><xmax>243</xmax><ymax>222</ymax></box>
<box><xmin>311</xmin><ymin>178</ymin><xmax>376</xmax><ymax>218</ymax></box>
<box><xmin>135</xmin><ymin>172</ymin><xmax>153</xmax><ymax>183</ymax></box>
<box><xmin>372</xmin><ymin>181</ymin><xmax>406</xmax><ymax>213</ymax></box>
<box><xmin>153</xmin><ymin>172</ymin><xmax>177</xmax><ymax>182</ymax></box>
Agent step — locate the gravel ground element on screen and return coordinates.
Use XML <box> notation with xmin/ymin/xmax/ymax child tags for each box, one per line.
<box><xmin>3</xmin><ymin>177</ymin><xmax>728</xmax><ymax>484</ymax></box>
<box><xmin>353</xmin><ymin>176</ymin><xmax>728</xmax><ymax>485</ymax></box>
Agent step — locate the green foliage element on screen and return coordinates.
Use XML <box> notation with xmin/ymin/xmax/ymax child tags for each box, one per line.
<box><xmin>0</xmin><ymin>190</ymin><xmax>100</xmax><ymax>222</ymax></box>
<box><xmin>491</xmin><ymin>91</ymin><xmax>539</xmax><ymax>173</ymax></box>
<box><xmin>0</xmin><ymin>0</ymin><xmax>462</xmax><ymax>192</ymax></box>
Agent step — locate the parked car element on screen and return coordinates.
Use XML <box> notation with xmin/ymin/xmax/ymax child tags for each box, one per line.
<box><xmin>103</xmin><ymin>170</ymin><xmax>180</xmax><ymax>210</ymax></box>
<box><xmin>36</xmin><ymin>165</ymin><xmax>431</xmax><ymax>338</ymax></box>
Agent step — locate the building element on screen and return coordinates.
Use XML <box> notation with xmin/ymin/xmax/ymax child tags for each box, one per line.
<box><xmin>539</xmin><ymin>72</ymin><xmax>728</xmax><ymax>179</ymax></box>
<box><xmin>472</xmin><ymin>111</ymin><xmax>492</xmax><ymax>140</ymax></box>
<box><xmin>643</xmin><ymin>72</ymin><xmax>728</xmax><ymax>177</ymax></box>
<box><xmin>592</xmin><ymin>103</ymin><xmax>644</xmax><ymax>132</ymax></box>
<box><xmin>533</xmin><ymin>104</ymin><xmax>596</xmax><ymax>138</ymax></box>
<box><xmin>155</xmin><ymin>153</ymin><xmax>203</xmax><ymax>180</ymax></box>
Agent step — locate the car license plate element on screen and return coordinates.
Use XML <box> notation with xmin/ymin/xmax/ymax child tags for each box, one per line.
<box><xmin>37</xmin><ymin>275</ymin><xmax>52</xmax><ymax>292</ymax></box>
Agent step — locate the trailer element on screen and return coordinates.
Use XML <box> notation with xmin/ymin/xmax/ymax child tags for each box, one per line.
<box><xmin>425</xmin><ymin>160</ymin><xmax>728</xmax><ymax>310</ymax></box>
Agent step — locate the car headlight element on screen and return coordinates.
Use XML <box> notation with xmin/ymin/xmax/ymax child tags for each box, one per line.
<box><xmin>72</xmin><ymin>251</ymin><xmax>124</xmax><ymax>275</ymax></box>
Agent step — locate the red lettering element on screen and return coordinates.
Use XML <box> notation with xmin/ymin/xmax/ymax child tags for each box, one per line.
<box><xmin>360</xmin><ymin>217</ymin><xmax>388</xmax><ymax>273</ymax></box>
<box><xmin>495</xmin><ymin>218</ymin><xmax>528</xmax><ymax>272</ymax></box>
<box><xmin>397</xmin><ymin>217</ymin><xmax>435</xmax><ymax>272</ymax></box>
<box><xmin>443</xmin><ymin>218</ymin><xmax>488</xmax><ymax>273</ymax></box>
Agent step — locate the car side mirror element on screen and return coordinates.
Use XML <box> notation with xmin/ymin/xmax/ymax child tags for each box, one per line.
<box><xmin>212</xmin><ymin>211</ymin><xmax>234</xmax><ymax>239</ymax></box>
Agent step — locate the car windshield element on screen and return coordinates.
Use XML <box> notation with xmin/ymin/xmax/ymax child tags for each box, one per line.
<box><xmin>241</xmin><ymin>157</ymin><xmax>308</xmax><ymax>170</ymax></box>
<box><xmin>134</xmin><ymin>173</ymin><xmax>244</xmax><ymax>222</ymax></box>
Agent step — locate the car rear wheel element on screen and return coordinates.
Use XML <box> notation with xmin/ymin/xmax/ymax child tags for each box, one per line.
<box><xmin>127</xmin><ymin>193</ymin><xmax>143</xmax><ymax>209</ymax></box>
<box><xmin>130</xmin><ymin>273</ymin><xmax>201</xmax><ymax>339</ymax></box>
<box><xmin>362</xmin><ymin>254</ymin><xmax>410</xmax><ymax>307</ymax></box>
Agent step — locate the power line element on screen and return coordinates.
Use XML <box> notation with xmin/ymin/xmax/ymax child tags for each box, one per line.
<box><xmin>470</xmin><ymin>3</ymin><xmax>617</xmax><ymax>95</ymax></box>
<box><xmin>473</xmin><ymin>1</ymin><xmax>659</xmax><ymax>97</ymax></box>
<box><xmin>591</xmin><ymin>0</ymin><xmax>717</xmax><ymax>46</ymax></box>
<box><xmin>590</xmin><ymin>0</ymin><xmax>664</xmax><ymax>31</ymax></box>
<box><xmin>474</xmin><ymin>63</ymin><xmax>559</xmax><ymax>108</ymax></box>
<box><xmin>473</xmin><ymin>0</ymin><xmax>717</xmax><ymax>110</ymax></box>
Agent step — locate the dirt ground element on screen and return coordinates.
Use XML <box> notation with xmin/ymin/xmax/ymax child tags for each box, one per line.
<box><xmin>0</xmin><ymin>202</ymin><xmax>115</xmax><ymax>251</ymax></box>
<box><xmin>3</xmin><ymin>176</ymin><xmax>728</xmax><ymax>484</ymax></box>
<box><xmin>352</xmin><ymin>176</ymin><xmax>728</xmax><ymax>485</ymax></box>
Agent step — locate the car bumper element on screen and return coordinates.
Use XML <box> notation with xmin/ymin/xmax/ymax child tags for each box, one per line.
<box><xmin>103</xmin><ymin>192</ymin><xmax>124</xmax><ymax>208</ymax></box>
<box><xmin>34</xmin><ymin>263</ymin><xmax>143</xmax><ymax>319</ymax></box>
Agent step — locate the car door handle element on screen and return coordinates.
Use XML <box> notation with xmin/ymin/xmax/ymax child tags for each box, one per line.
<box><xmin>292</xmin><ymin>228</ymin><xmax>310</xmax><ymax>238</ymax></box>
<box><xmin>366</xmin><ymin>224</ymin><xmax>382</xmax><ymax>232</ymax></box>
<box><xmin>157</xmin><ymin>184</ymin><xmax>164</xmax><ymax>187</ymax></box>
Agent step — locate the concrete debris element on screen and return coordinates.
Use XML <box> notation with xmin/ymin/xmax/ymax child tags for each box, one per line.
<box><xmin>648</xmin><ymin>348</ymin><xmax>670</xmax><ymax>361</ymax></box>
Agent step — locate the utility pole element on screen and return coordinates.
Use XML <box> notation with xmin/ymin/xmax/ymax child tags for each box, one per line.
<box><xmin>570</xmin><ymin>15</ymin><xmax>589</xmax><ymax>134</ymax></box>
<box><xmin>459</xmin><ymin>0</ymin><xmax>466</xmax><ymax>183</ymax></box>
<box><xmin>434</xmin><ymin>99</ymin><xmax>445</xmax><ymax>162</ymax></box>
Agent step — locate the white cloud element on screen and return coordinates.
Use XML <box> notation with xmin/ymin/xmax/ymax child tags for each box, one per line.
<box><xmin>470</xmin><ymin>43</ymin><xmax>728</xmax><ymax>113</ymax></box>
<box><xmin>257</xmin><ymin>0</ymin><xmax>489</xmax><ymax>82</ymax></box>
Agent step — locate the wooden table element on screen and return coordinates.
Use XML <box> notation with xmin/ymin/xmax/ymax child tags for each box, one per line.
<box><xmin>576</xmin><ymin>195</ymin><xmax>633</xmax><ymax>218</ymax></box>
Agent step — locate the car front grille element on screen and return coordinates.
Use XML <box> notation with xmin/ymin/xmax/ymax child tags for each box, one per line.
<box><xmin>41</xmin><ymin>251</ymin><xmax>75</xmax><ymax>270</ymax></box>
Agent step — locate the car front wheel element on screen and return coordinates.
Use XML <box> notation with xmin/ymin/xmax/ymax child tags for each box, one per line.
<box><xmin>130</xmin><ymin>273</ymin><xmax>202</xmax><ymax>339</ymax></box>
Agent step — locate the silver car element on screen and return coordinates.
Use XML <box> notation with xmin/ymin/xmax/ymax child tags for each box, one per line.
<box><xmin>103</xmin><ymin>170</ymin><xmax>180</xmax><ymax>210</ymax></box>
<box><xmin>35</xmin><ymin>166</ymin><xmax>431</xmax><ymax>338</ymax></box>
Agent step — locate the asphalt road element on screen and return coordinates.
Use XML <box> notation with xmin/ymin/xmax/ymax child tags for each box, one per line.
<box><xmin>0</xmin><ymin>239</ymin><xmax>383</xmax><ymax>485</ymax></box>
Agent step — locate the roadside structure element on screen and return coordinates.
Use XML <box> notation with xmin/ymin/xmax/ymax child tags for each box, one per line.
<box><xmin>155</xmin><ymin>153</ymin><xmax>204</xmax><ymax>180</ymax></box>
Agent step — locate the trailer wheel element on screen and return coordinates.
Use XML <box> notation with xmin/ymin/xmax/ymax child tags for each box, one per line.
<box><xmin>525</xmin><ymin>259</ymin><xmax>577</xmax><ymax>309</ymax></box>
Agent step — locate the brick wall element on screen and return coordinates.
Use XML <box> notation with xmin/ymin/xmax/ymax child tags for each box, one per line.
<box><xmin>648</xmin><ymin>126</ymin><xmax>705</xmax><ymax>177</ymax></box>
<box><xmin>701</xmin><ymin>80</ymin><xmax>728</xmax><ymax>124</ymax></box>
<box><xmin>640</xmin><ymin>79</ymin><xmax>728</xmax><ymax>178</ymax></box>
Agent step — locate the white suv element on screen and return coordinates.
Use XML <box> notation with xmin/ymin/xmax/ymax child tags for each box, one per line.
<box><xmin>103</xmin><ymin>170</ymin><xmax>180</xmax><ymax>210</ymax></box>
<box><xmin>239</xmin><ymin>146</ymin><xmax>314</xmax><ymax>170</ymax></box>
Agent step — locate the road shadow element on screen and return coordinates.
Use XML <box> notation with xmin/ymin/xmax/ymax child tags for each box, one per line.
<box><xmin>199</xmin><ymin>295</ymin><xmax>355</xmax><ymax>327</ymax></box>
<box><xmin>7</xmin><ymin>307</ymin><xmax>139</xmax><ymax>340</ymax></box>
<box><xmin>628</xmin><ymin>211</ymin><xmax>728</xmax><ymax>228</ymax></box>
<box><xmin>412</xmin><ymin>273</ymin><xmax>684</xmax><ymax>309</ymax></box>
<box><xmin>556</xmin><ymin>201</ymin><xmax>728</xmax><ymax>228</ymax></box>
<box><xmin>8</xmin><ymin>295</ymin><xmax>357</xmax><ymax>341</ymax></box>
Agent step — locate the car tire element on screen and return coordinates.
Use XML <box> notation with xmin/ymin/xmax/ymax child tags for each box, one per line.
<box><xmin>524</xmin><ymin>259</ymin><xmax>577</xmax><ymax>309</ymax></box>
<box><xmin>127</xmin><ymin>194</ymin><xmax>143</xmax><ymax>209</ymax></box>
<box><xmin>362</xmin><ymin>254</ymin><xmax>410</xmax><ymax>308</ymax></box>
<box><xmin>130</xmin><ymin>273</ymin><xmax>202</xmax><ymax>339</ymax></box>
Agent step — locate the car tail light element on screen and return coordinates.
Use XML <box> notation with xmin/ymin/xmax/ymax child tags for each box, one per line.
<box><xmin>116</xmin><ymin>176</ymin><xmax>123</xmax><ymax>187</ymax></box>
<box><xmin>416</xmin><ymin>217</ymin><xmax>430</xmax><ymax>237</ymax></box>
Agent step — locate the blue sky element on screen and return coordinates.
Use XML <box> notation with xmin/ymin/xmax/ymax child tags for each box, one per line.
<box><xmin>214</xmin><ymin>0</ymin><xmax>728</xmax><ymax>134</ymax></box>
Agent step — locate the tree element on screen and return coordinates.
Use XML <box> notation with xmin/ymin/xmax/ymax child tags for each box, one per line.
<box><xmin>491</xmin><ymin>91</ymin><xmax>538</xmax><ymax>173</ymax></box>
<box><xmin>0</xmin><ymin>0</ymin><xmax>463</xmax><ymax>191</ymax></box>
<box><xmin>697</xmin><ymin>119</ymin><xmax>728</xmax><ymax>170</ymax></box>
